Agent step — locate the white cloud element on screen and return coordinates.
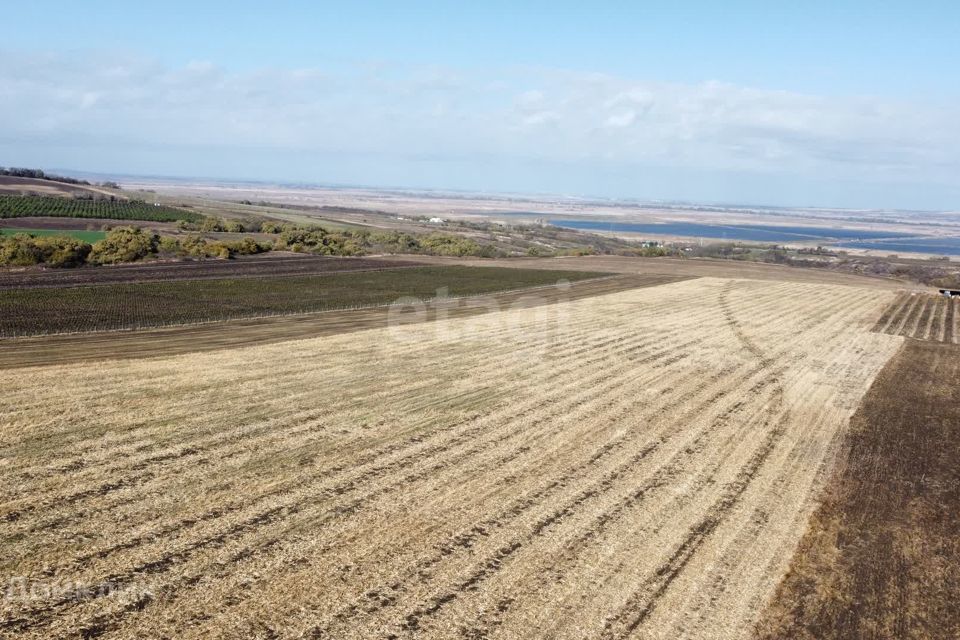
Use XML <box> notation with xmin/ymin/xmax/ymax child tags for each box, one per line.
<box><xmin>604</xmin><ymin>110</ymin><xmax>636</xmax><ymax>128</ymax></box>
<box><xmin>521</xmin><ymin>110</ymin><xmax>561</xmax><ymax>127</ymax></box>
<box><xmin>0</xmin><ymin>50</ymin><xmax>957</xmax><ymax>205</ymax></box>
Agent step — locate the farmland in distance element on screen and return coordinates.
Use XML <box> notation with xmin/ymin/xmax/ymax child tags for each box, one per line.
<box><xmin>0</xmin><ymin>194</ymin><xmax>203</xmax><ymax>223</ymax></box>
<box><xmin>0</xmin><ymin>265</ymin><xmax>605</xmax><ymax>336</ymax></box>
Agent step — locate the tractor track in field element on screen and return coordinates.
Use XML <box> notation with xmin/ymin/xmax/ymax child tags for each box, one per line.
<box><xmin>599</xmin><ymin>283</ymin><xmax>790</xmax><ymax>638</ymax></box>
<box><xmin>310</xmin><ymin>285</ymin><xmax>859</xmax><ymax>638</ymax></box>
<box><xmin>7</xmin><ymin>305</ymin><xmax>690</xmax><ymax>536</ymax></box>
<box><xmin>1</xmin><ymin>278</ymin><xmax>903</xmax><ymax>639</ymax></box>
<box><xmin>3</xmin><ymin>297</ymin><xmax>718</xmax><ymax>633</ymax></box>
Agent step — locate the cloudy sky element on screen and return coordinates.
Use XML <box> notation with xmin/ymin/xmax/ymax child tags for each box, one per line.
<box><xmin>2</xmin><ymin>1</ymin><xmax>958</xmax><ymax>209</ymax></box>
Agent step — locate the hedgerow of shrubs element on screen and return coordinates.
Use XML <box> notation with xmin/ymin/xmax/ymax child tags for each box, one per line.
<box><xmin>0</xmin><ymin>227</ymin><xmax>272</xmax><ymax>268</ymax></box>
<box><xmin>0</xmin><ymin>234</ymin><xmax>91</xmax><ymax>267</ymax></box>
<box><xmin>0</xmin><ymin>217</ymin><xmax>508</xmax><ymax>269</ymax></box>
<box><xmin>364</xmin><ymin>230</ymin><xmax>499</xmax><ymax>257</ymax></box>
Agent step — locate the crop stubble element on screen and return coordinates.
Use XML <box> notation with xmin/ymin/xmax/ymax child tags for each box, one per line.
<box><xmin>0</xmin><ymin>277</ymin><xmax>902</xmax><ymax>639</ymax></box>
<box><xmin>873</xmin><ymin>292</ymin><xmax>958</xmax><ymax>344</ymax></box>
<box><xmin>755</xmin><ymin>338</ymin><xmax>960</xmax><ymax>639</ymax></box>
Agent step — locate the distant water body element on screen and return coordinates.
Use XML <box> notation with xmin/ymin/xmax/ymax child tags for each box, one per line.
<box><xmin>836</xmin><ymin>238</ymin><xmax>960</xmax><ymax>256</ymax></box>
<box><xmin>548</xmin><ymin>219</ymin><xmax>912</xmax><ymax>243</ymax></box>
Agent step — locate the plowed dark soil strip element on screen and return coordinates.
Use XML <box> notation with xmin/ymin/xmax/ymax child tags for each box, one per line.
<box><xmin>909</xmin><ymin>297</ymin><xmax>929</xmax><ymax>336</ymax></box>
<box><xmin>0</xmin><ymin>255</ymin><xmax>425</xmax><ymax>290</ymax></box>
<box><xmin>931</xmin><ymin>296</ymin><xmax>946</xmax><ymax>342</ymax></box>
<box><xmin>946</xmin><ymin>298</ymin><xmax>956</xmax><ymax>344</ymax></box>
<box><xmin>873</xmin><ymin>293</ymin><xmax>957</xmax><ymax>344</ymax></box>
<box><xmin>0</xmin><ymin>274</ymin><xmax>690</xmax><ymax>369</ymax></box>
<box><xmin>755</xmin><ymin>339</ymin><xmax>960</xmax><ymax>640</ymax></box>
<box><xmin>872</xmin><ymin>293</ymin><xmax>909</xmax><ymax>333</ymax></box>
<box><xmin>885</xmin><ymin>294</ymin><xmax>918</xmax><ymax>335</ymax></box>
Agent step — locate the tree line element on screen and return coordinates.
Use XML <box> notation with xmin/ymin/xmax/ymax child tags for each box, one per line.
<box><xmin>0</xmin><ymin>167</ymin><xmax>119</xmax><ymax>189</ymax></box>
<box><xmin>0</xmin><ymin>222</ymin><xmax>508</xmax><ymax>269</ymax></box>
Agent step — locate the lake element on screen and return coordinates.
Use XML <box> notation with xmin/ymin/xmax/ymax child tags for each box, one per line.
<box><xmin>548</xmin><ymin>219</ymin><xmax>912</xmax><ymax>243</ymax></box>
<box><xmin>836</xmin><ymin>237</ymin><xmax>960</xmax><ymax>257</ymax></box>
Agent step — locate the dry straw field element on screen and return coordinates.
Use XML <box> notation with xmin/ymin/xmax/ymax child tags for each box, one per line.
<box><xmin>1</xmin><ymin>277</ymin><xmax>903</xmax><ymax>639</ymax></box>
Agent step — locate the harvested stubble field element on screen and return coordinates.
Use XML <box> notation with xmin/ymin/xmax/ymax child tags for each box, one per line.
<box><xmin>0</xmin><ymin>265</ymin><xmax>603</xmax><ymax>336</ymax></box>
<box><xmin>0</xmin><ymin>277</ymin><xmax>902</xmax><ymax>639</ymax></box>
<box><xmin>756</xmin><ymin>338</ymin><xmax>960</xmax><ymax>639</ymax></box>
<box><xmin>872</xmin><ymin>291</ymin><xmax>958</xmax><ymax>343</ymax></box>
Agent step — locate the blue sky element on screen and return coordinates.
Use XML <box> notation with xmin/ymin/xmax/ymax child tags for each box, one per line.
<box><xmin>2</xmin><ymin>1</ymin><xmax>959</xmax><ymax>208</ymax></box>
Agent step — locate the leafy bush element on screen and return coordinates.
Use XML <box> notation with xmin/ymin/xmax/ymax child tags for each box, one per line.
<box><xmin>200</xmin><ymin>217</ymin><xmax>224</xmax><ymax>232</ymax></box>
<box><xmin>40</xmin><ymin>236</ymin><xmax>92</xmax><ymax>267</ymax></box>
<box><xmin>158</xmin><ymin>236</ymin><xmax>181</xmax><ymax>254</ymax></box>
<box><xmin>0</xmin><ymin>233</ymin><xmax>45</xmax><ymax>266</ymax></box>
<box><xmin>88</xmin><ymin>227</ymin><xmax>159</xmax><ymax>265</ymax></box>
<box><xmin>369</xmin><ymin>231</ymin><xmax>422</xmax><ymax>253</ymax></box>
<box><xmin>278</xmin><ymin>227</ymin><xmax>363</xmax><ymax>256</ymax></box>
<box><xmin>160</xmin><ymin>235</ymin><xmax>269</xmax><ymax>259</ymax></box>
<box><xmin>260</xmin><ymin>222</ymin><xmax>283</xmax><ymax>234</ymax></box>
<box><xmin>420</xmin><ymin>233</ymin><xmax>495</xmax><ymax>257</ymax></box>
<box><xmin>225</xmin><ymin>238</ymin><xmax>267</xmax><ymax>255</ymax></box>
<box><xmin>0</xmin><ymin>233</ymin><xmax>92</xmax><ymax>267</ymax></box>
